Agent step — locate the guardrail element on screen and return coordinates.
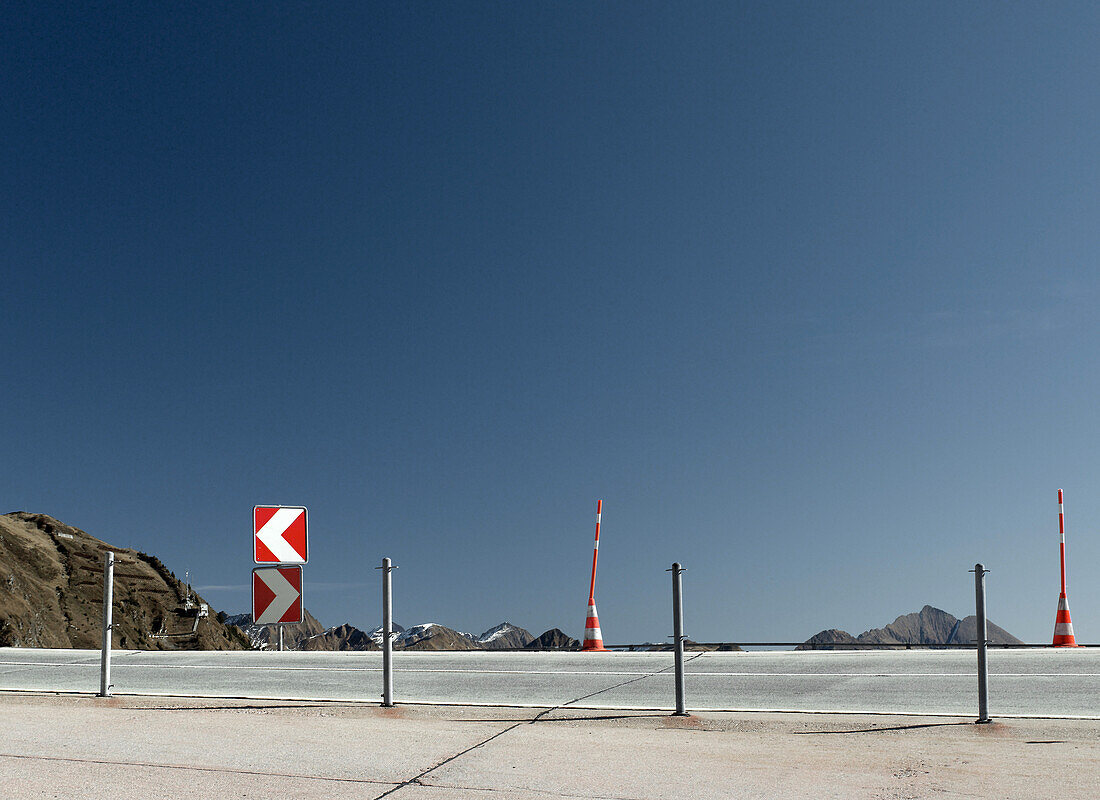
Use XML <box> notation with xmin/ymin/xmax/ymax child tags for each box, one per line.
<box><xmin>87</xmin><ymin>554</ymin><xmax>1090</xmax><ymax>722</ymax></box>
<box><xmin>600</xmin><ymin>642</ymin><xmax>1100</xmax><ymax>650</ymax></box>
<box><xmin>362</xmin><ymin>557</ymin><xmax>1062</xmax><ymax>723</ymax></box>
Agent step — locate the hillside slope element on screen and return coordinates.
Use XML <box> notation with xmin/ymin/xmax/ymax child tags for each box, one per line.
<box><xmin>0</xmin><ymin>512</ymin><xmax>248</xmax><ymax>650</ymax></box>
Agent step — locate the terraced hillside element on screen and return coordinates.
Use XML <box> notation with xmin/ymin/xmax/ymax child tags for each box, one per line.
<box><xmin>0</xmin><ymin>512</ymin><xmax>248</xmax><ymax>651</ymax></box>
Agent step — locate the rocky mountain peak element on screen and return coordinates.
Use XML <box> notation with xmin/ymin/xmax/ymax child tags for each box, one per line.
<box><xmin>799</xmin><ymin>606</ymin><xmax>1024</xmax><ymax>649</ymax></box>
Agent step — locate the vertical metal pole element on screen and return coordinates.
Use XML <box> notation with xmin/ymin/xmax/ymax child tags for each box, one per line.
<box><xmin>671</xmin><ymin>562</ymin><xmax>687</xmax><ymax>716</ymax></box>
<box><xmin>99</xmin><ymin>551</ymin><xmax>114</xmax><ymax>697</ymax></box>
<box><xmin>278</xmin><ymin>625</ymin><xmax>284</xmax><ymax>652</ymax></box>
<box><xmin>382</xmin><ymin>557</ymin><xmax>394</xmax><ymax>707</ymax></box>
<box><xmin>973</xmin><ymin>563</ymin><xmax>990</xmax><ymax>724</ymax></box>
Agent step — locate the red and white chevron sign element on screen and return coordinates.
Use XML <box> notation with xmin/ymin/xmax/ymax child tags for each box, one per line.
<box><xmin>253</xmin><ymin>505</ymin><xmax>308</xmax><ymax>564</ymax></box>
<box><xmin>252</xmin><ymin>566</ymin><xmax>303</xmax><ymax>625</ymax></box>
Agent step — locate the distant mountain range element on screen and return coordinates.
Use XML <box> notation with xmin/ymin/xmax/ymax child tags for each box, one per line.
<box><xmin>0</xmin><ymin>512</ymin><xmax>1031</xmax><ymax>655</ymax></box>
<box><xmin>798</xmin><ymin>605</ymin><xmax>1023</xmax><ymax>649</ymax></box>
<box><xmin>229</xmin><ymin>613</ymin><xmax>582</xmax><ymax>651</ymax></box>
<box><xmin>235</xmin><ymin>607</ymin><xmax>1019</xmax><ymax>653</ymax></box>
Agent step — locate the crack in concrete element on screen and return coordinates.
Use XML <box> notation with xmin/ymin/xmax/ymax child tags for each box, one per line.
<box><xmin>0</xmin><ymin>752</ymin><xmax>395</xmax><ymax>786</ymax></box>
<box><xmin>415</xmin><ymin>778</ymin><xmax>645</xmax><ymax>800</ymax></box>
<box><xmin>373</xmin><ymin>653</ymin><xmax>705</xmax><ymax>798</ymax></box>
<box><xmin>560</xmin><ymin>651</ymin><xmax>705</xmax><ymax>708</ymax></box>
<box><xmin>372</xmin><ymin>718</ymin><xmax>534</xmax><ymax>799</ymax></box>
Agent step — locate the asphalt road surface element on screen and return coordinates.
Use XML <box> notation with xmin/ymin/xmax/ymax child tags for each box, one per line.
<box><xmin>2</xmin><ymin>647</ymin><xmax>1099</xmax><ymax>718</ymax></box>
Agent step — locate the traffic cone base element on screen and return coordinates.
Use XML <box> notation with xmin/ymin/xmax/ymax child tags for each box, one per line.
<box><xmin>1053</xmin><ymin>594</ymin><xmax>1078</xmax><ymax>647</ymax></box>
<box><xmin>582</xmin><ymin>601</ymin><xmax>607</xmax><ymax>651</ymax></box>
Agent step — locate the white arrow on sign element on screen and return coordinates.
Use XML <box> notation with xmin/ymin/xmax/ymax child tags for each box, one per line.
<box><xmin>254</xmin><ymin>506</ymin><xmax>307</xmax><ymax>563</ymax></box>
<box><xmin>253</xmin><ymin>567</ymin><xmax>302</xmax><ymax>625</ymax></box>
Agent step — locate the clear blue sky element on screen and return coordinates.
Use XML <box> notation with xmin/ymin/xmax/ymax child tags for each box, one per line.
<box><xmin>5</xmin><ymin>3</ymin><xmax>1100</xmax><ymax>644</ymax></box>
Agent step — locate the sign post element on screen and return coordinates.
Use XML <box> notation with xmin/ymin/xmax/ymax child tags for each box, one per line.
<box><xmin>376</xmin><ymin>557</ymin><xmax>397</xmax><ymax>706</ymax></box>
<box><xmin>99</xmin><ymin>551</ymin><xmax>114</xmax><ymax>697</ymax></box>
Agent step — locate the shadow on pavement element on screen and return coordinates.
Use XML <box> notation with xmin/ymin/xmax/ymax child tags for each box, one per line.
<box><xmin>127</xmin><ymin>704</ymin><xmax>330</xmax><ymax>711</ymax></box>
<box><xmin>793</xmin><ymin>722</ymin><xmax>972</xmax><ymax>735</ymax></box>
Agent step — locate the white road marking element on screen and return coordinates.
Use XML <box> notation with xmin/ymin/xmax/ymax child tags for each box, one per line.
<box><xmin>1</xmin><ymin>661</ymin><xmax>1097</xmax><ymax>678</ymax></box>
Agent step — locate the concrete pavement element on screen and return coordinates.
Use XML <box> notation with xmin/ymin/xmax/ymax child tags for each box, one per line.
<box><xmin>2</xmin><ymin>694</ymin><xmax>1100</xmax><ymax>799</ymax></box>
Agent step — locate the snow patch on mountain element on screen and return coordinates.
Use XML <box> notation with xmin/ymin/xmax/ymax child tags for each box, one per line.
<box><xmin>478</xmin><ymin>623</ymin><xmax>518</xmax><ymax>643</ymax></box>
<box><xmin>368</xmin><ymin>621</ymin><xmax>406</xmax><ymax>646</ymax></box>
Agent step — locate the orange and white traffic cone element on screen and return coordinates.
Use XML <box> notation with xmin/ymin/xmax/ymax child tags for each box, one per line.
<box><xmin>583</xmin><ymin>600</ymin><xmax>607</xmax><ymax>651</ymax></box>
<box><xmin>1053</xmin><ymin>490</ymin><xmax>1079</xmax><ymax>647</ymax></box>
<box><xmin>582</xmin><ymin>500</ymin><xmax>608</xmax><ymax>652</ymax></box>
<box><xmin>1053</xmin><ymin>593</ymin><xmax>1078</xmax><ymax>647</ymax></box>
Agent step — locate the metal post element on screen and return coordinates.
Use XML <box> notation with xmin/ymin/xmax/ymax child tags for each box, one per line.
<box><xmin>99</xmin><ymin>551</ymin><xmax>114</xmax><ymax>697</ymax></box>
<box><xmin>278</xmin><ymin>625</ymin><xmax>284</xmax><ymax>652</ymax></box>
<box><xmin>378</xmin><ymin>557</ymin><xmax>396</xmax><ymax>707</ymax></box>
<box><xmin>669</xmin><ymin>562</ymin><xmax>688</xmax><ymax>716</ymax></box>
<box><xmin>973</xmin><ymin>563</ymin><xmax>991</xmax><ymax>724</ymax></box>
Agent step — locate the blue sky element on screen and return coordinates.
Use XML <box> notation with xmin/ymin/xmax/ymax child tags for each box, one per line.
<box><xmin>4</xmin><ymin>3</ymin><xmax>1100</xmax><ymax>644</ymax></box>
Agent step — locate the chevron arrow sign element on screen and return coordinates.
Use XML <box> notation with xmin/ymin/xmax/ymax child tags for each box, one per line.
<box><xmin>252</xmin><ymin>566</ymin><xmax>303</xmax><ymax>625</ymax></box>
<box><xmin>253</xmin><ymin>505</ymin><xmax>308</xmax><ymax>564</ymax></box>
